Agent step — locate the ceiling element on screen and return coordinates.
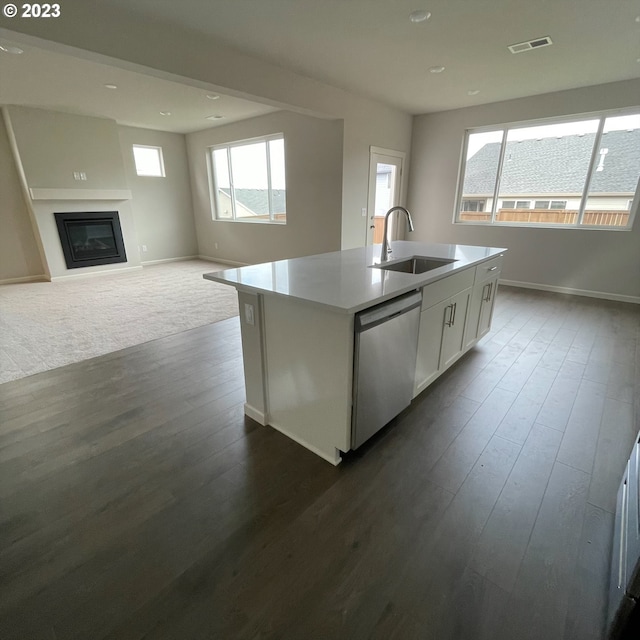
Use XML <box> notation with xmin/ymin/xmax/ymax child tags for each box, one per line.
<box><xmin>1</xmin><ymin>0</ymin><xmax>639</xmax><ymax>133</ymax></box>
<box><xmin>0</xmin><ymin>39</ymin><xmax>278</xmax><ymax>134</ymax></box>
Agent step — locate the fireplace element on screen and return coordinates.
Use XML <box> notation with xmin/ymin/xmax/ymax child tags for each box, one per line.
<box><xmin>54</xmin><ymin>211</ymin><xmax>127</xmax><ymax>269</ymax></box>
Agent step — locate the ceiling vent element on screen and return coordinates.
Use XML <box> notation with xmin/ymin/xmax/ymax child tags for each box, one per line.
<box><xmin>508</xmin><ymin>36</ymin><xmax>553</xmax><ymax>54</ymax></box>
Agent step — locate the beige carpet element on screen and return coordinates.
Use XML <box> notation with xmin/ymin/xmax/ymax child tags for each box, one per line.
<box><xmin>0</xmin><ymin>260</ymin><xmax>239</xmax><ymax>384</ymax></box>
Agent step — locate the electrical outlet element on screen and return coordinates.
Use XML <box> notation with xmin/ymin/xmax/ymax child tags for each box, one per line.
<box><xmin>73</xmin><ymin>172</ymin><xmax>81</xmax><ymax>181</ymax></box>
<box><xmin>244</xmin><ymin>303</ymin><xmax>255</xmax><ymax>326</ymax></box>
<box><xmin>80</xmin><ymin>172</ymin><xmax>87</xmax><ymax>181</ymax></box>
<box><xmin>141</xmin><ymin>245</ymin><xmax>148</xmax><ymax>252</ymax></box>
<box><xmin>361</xmin><ymin>207</ymin><xmax>367</xmax><ymax>217</ymax></box>
<box><xmin>214</xmin><ymin>242</ymin><xmax>219</xmax><ymax>250</ymax></box>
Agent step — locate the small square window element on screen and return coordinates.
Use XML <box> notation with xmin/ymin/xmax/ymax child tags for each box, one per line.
<box><xmin>515</xmin><ymin>200</ymin><xmax>530</xmax><ymax>209</ymax></box>
<box><xmin>535</xmin><ymin>200</ymin><xmax>550</xmax><ymax>209</ymax></box>
<box><xmin>550</xmin><ymin>200</ymin><xmax>567</xmax><ymax>209</ymax></box>
<box><xmin>502</xmin><ymin>200</ymin><xmax>516</xmax><ymax>208</ymax></box>
<box><xmin>133</xmin><ymin>145</ymin><xmax>165</xmax><ymax>177</ymax></box>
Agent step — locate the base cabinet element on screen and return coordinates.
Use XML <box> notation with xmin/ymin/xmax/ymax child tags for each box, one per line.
<box><xmin>415</xmin><ymin>255</ymin><xmax>503</xmax><ymax>397</ymax></box>
<box><xmin>440</xmin><ymin>288</ymin><xmax>471</xmax><ymax>370</ymax></box>
<box><xmin>477</xmin><ymin>277</ymin><xmax>499</xmax><ymax>340</ymax></box>
<box><xmin>414</xmin><ymin>288</ymin><xmax>471</xmax><ymax>395</ymax></box>
<box><xmin>415</xmin><ymin>299</ymin><xmax>450</xmax><ymax>392</ymax></box>
<box><xmin>464</xmin><ymin>256</ymin><xmax>503</xmax><ymax>351</ymax></box>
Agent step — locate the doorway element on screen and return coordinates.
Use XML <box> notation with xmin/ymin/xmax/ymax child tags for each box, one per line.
<box><xmin>366</xmin><ymin>147</ymin><xmax>405</xmax><ymax>246</ymax></box>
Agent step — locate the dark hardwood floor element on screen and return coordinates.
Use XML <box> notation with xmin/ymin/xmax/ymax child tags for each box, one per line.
<box><xmin>1</xmin><ymin>286</ymin><xmax>638</xmax><ymax>639</ymax></box>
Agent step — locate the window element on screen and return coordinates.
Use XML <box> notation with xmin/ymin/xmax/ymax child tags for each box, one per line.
<box><xmin>534</xmin><ymin>200</ymin><xmax>568</xmax><ymax>210</ymax></box>
<box><xmin>461</xmin><ymin>199</ymin><xmax>485</xmax><ymax>211</ymax></box>
<box><xmin>456</xmin><ymin>110</ymin><xmax>640</xmax><ymax>229</ymax></box>
<box><xmin>132</xmin><ymin>145</ymin><xmax>165</xmax><ymax>177</ymax></box>
<box><xmin>210</xmin><ymin>134</ymin><xmax>286</xmax><ymax>223</ymax></box>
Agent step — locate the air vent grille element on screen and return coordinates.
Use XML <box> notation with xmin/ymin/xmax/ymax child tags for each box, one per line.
<box><xmin>508</xmin><ymin>36</ymin><xmax>553</xmax><ymax>54</ymax></box>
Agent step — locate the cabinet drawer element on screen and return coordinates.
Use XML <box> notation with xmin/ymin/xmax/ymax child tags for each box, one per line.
<box><xmin>475</xmin><ymin>255</ymin><xmax>504</xmax><ymax>283</ymax></box>
<box><xmin>422</xmin><ymin>268</ymin><xmax>474</xmax><ymax>310</ymax></box>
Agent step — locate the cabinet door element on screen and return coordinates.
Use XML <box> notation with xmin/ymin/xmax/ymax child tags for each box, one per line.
<box><xmin>463</xmin><ymin>282</ymin><xmax>484</xmax><ymax>351</ymax></box>
<box><xmin>477</xmin><ymin>278</ymin><xmax>499</xmax><ymax>340</ymax></box>
<box><xmin>414</xmin><ymin>299</ymin><xmax>448</xmax><ymax>396</ymax></box>
<box><xmin>441</xmin><ymin>288</ymin><xmax>471</xmax><ymax>370</ymax></box>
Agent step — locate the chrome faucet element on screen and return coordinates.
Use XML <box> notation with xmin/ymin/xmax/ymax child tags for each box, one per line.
<box><xmin>380</xmin><ymin>206</ymin><xmax>415</xmax><ymax>262</ymax></box>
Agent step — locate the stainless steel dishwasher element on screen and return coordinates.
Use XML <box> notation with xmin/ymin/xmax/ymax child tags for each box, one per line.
<box><xmin>352</xmin><ymin>290</ymin><xmax>422</xmax><ymax>449</ymax></box>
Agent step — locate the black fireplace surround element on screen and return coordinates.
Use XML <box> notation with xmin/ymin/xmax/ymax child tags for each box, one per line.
<box><xmin>54</xmin><ymin>211</ymin><xmax>127</xmax><ymax>269</ymax></box>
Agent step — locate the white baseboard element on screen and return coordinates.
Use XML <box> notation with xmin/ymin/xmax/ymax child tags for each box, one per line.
<box><xmin>198</xmin><ymin>254</ymin><xmax>250</xmax><ymax>268</ymax></box>
<box><xmin>49</xmin><ymin>265</ymin><xmax>143</xmax><ymax>282</ymax></box>
<box><xmin>500</xmin><ymin>279</ymin><xmax>640</xmax><ymax>305</ymax></box>
<box><xmin>0</xmin><ymin>274</ymin><xmax>48</xmax><ymax>285</ymax></box>
<box><xmin>141</xmin><ymin>256</ymin><xmax>198</xmax><ymax>266</ymax></box>
<box><xmin>244</xmin><ymin>403</ymin><xmax>267</xmax><ymax>426</ymax></box>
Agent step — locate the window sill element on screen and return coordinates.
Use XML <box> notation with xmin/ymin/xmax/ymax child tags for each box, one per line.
<box><xmin>213</xmin><ymin>218</ymin><xmax>287</xmax><ymax>225</ymax></box>
<box><xmin>453</xmin><ymin>220</ymin><xmax>633</xmax><ymax>231</ymax></box>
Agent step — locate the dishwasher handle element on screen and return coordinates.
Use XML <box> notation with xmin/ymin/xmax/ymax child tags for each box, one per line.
<box><xmin>355</xmin><ymin>291</ymin><xmax>422</xmax><ymax>333</ymax></box>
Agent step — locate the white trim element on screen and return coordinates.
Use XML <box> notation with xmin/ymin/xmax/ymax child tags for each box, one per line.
<box><xmin>198</xmin><ymin>254</ymin><xmax>250</xmax><ymax>267</ymax></box>
<box><xmin>140</xmin><ymin>255</ymin><xmax>198</xmax><ymax>266</ymax></box>
<box><xmin>267</xmin><ymin>420</ymin><xmax>342</xmax><ymax>465</ymax></box>
<box><xmin>366</xmin><ymin>148</ymin><xmax>405</xmax><ymax>246</ymax></box>
<box><xmin>29</xmin><ymin>188</ymin><xmax>132</xmax><ymax>201</ymax></box>
<box><xmin>500</xmin><ymin>279</ymin><xmax>640</xmax><ymax>304</ymax></box>
<box><xmin>49</xmin><ymin>265</ymin><xmax>143</xmax><ymax>281</ymax></box>
<box><xmin>454</xmin><ymin>107</ymin><xmax>639</xmax><ymax>230</ymax></box>
<box><xmin>0</xmin><ymin>274</ymin><xmax>47</xmax><ymax>285</ymax></box>
<box><xmin>243</xmin><ymin>403</ymin><xmax>267</xmax><ymax>425</ymax></box>
<box><xmin>369</xmin><ymin>145</ymin><xmax>407</xmax><ymax>160</ymax></box>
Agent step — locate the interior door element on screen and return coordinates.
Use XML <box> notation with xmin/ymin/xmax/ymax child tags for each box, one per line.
<box><xmin>366</xmin><ymin>149</ymin><xmax>404</xmax><ymax>246</ymax></box>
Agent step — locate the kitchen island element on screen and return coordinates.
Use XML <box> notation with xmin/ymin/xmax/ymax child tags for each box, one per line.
<box><xmin>204</xmin><ymin>241</ymin><xmax>506</xmax><ymax>464</ymax></box>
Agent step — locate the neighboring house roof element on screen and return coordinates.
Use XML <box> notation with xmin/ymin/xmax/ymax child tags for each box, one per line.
<box><xmin>220</xmin><ymin>188</ymin><xmax>286</xmax><ymax>215</ymax></box>
<box><xmin>464</xmin><ymin>129</ymin><xmax>640</xmax><ymax>196</ymax></box>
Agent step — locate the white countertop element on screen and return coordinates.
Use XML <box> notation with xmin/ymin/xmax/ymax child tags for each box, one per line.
<box><xmin>204</xmin><ymin>241</ymin><xmax>507</xmax><ymax>314</ymax></box>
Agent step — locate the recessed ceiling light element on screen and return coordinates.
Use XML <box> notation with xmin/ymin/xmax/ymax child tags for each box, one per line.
<box><xmin>467</xmin><ymin>89</ymin><xmax>480</xmax><ymax>96</ymax></box>
<box><xmin>206</xmin><ymin>115</ymin><xmax>225</xmax><ymax>120</ymax></box>
<box><xmin>409</xmin><ymin>10</ymin><xmax>431</xmax><ymax>23</ymax></box>
<box><xmin>104</xmin><ymin>84</ymin><xmax>118</xmax><ymax>89</ymax></box>
<box><xmin>429</xmin><ymin>65</ymin><xmax>445</xmax><ymax>73</ymax></box>
<box><xmin>159</xmin><ymin>111</ymin><xmax>171</xmax><ymax>116</ymax></box>
<box><xmin>206</xmin><ymin>94</ymin><xmax>220</xmax><ymax>100</ymax></box>
<box><xmin>0</xmin><ymin>45</ymin><xmax>24</xmax><ymax>54</ymax></box>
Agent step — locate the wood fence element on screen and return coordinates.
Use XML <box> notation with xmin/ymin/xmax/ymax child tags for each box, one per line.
<box><xmin>460</xmin><ymin>209</ymin><xmax>630</xmax><ymax>227</ymax></box>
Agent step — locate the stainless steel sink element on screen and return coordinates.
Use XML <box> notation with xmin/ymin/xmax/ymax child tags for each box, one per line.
<box><xmin>372</xmin><ymin>256</ymin><xmax>457</xmax><ymax>274</ymax></box>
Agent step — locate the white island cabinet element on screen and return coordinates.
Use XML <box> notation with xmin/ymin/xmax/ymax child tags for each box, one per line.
<box><xmin>204</xmin><ymin>241</ymin><xmax>506</xmax><ymax>465</ymax></box>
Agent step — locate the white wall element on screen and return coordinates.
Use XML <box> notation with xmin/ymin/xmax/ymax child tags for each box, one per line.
<box><xmin>0</xmin><ymin>110</ymin><xmax>44</xmax><ymax>282</ymax></box>
<box><xmin>7</xmin><ymin>105</ymin><xmax>128</xmax><ymax>190</ymax></box>
<box><xmin>4</xmin><ymin>106</ymin><xmax>141</xmax><ymax>279</ymax></box>
<box><xmin>408</xmin><ymin>79</ymin><xmax>640</xmax><ymax>300</ymax></box>
<box><xmin>187</xmin><ymin>110</ymin><xmax>344</xmax><ymax>264</ymax></box>
<box><xmin>118</xmin><ymin>126</ymin><xmax>198</xmax><ymax>263</ymax></box>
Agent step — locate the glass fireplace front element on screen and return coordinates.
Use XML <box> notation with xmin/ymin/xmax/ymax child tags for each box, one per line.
<box><xmin>54</xmin><ymin>211</ymin><xmax>127</xmax><ymax>269</ymax></box>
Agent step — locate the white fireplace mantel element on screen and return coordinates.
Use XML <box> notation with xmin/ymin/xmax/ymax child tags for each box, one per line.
<box><xmin>29</xmin><ymin>188</ymin><xmax>133</xmax><ymax>201</ymax></box>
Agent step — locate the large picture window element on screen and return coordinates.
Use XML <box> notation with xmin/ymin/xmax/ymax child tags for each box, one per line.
<box><xmin>210</xmin><ymin>134</ymin><xmax>286</xmax><ymax>223</ymax></box>
<box><xmin>455</xmin><ymin>110</ymin><xmax>640</xmax><ymax>229</ymax></box>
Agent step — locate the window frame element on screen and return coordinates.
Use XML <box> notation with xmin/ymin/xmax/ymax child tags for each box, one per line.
<box><xmin>132</xmin><ymin>144</ymin><xmax>165</xmax><ymax>177</ymax></box>
<box><xmin>454</xmin><ymin>107</ymin><xmax>640</xmax><ymax>231</ymax></box>
<box><xmin>209</xmin><ymin>133</ymin><xmax>286</xmax><ymax>224</ymax></box>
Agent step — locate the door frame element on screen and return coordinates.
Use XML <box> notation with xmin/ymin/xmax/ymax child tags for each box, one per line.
<box><xmin>365</xmin><ymin>146</ymin><xmax>406</xmax><ymax>246</ymax></box>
